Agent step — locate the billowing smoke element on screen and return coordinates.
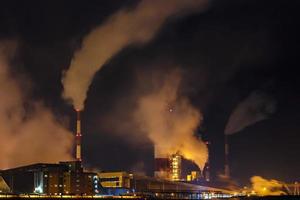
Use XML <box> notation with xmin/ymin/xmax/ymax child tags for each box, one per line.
<box><xmin>250</xmin><ymin>176</ymin><xmax>286</xmax><ymax>196</ymax></box>
<box><xmin>0</xmin><ymin>41</ymin><xmax>73</xmax><ymax>169</ymax></box>
<box><xmin>62</xmin><ymin>0</ymin><xmax>208</xmax><ymax>110</ymax></box>
<box><xmin>225</xmin><ymin>90</ymin><xmax>276</xmax><ymax>135</ymax></box>
<box><xmin>134</xmin><ymin>70</ymin><xmax>208</xmax><ymax>170</ymax></box>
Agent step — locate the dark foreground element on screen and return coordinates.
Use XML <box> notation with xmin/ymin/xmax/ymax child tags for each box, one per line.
<box><xmin>0</xmin><ymin>195</ymin><xmax>300</xmax><ymax>200</ymax></box>
<box><xmin>230</xmin><ymin>196</ymin><xmax>300</xmax><ymax>200</ymax></box>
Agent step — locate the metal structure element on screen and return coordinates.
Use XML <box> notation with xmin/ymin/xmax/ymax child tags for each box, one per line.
<box><xmin>169</xmin><ymin>154</ymin><xmax>181</xmax><ymax>181</ymax></box>
<box><xmin>0</xmin><ymin>176</ymin><xmax>10</xmax><ymax>193</ymax></box>
<box><xmin>283</xmin><ymin>182</ymin><xmax>300</xmax><ymax>195</ymax></box>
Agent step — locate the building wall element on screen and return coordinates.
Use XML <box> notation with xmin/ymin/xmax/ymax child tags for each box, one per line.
<box><xmin>0</xmin><ymin>171</ymin><xmax>34</xmax><ymax>194</ymax></box>
<box><xmin>0</xmin><ymin>162</ymin><xmax>99</xmax><ymax>195</ymax></box>
<box><xmin>154</xmin><ymin>154</ymin><xmax>182</xmax><ymax>181</ymax></box>
<box><xmin>169</xmin><ymin>154</ymin><xmax>182</xmax><ymax>181</ymax></box>
<box><xmin>0</xmin><ymin>176</ymin><xmax>10</xmax><ymax>193</ymax></box>
<box><xmin>98</xmin><ymin>172</ymin><xmax>130</xmax><ymax>189</ymax></box>
<box><xmin>63</xmin><ymin>172</ymin><xmax>71</xmax><ymax>194</ymax></box>
<box><xmin>47</xmin><ymin>171</ymin><xmax>64</xmax><ymax>195</ymax></box>
<box><xmin>154</xmin><ymin>158</ymin><xmax>170</xmax><ymax>180</ymax></box>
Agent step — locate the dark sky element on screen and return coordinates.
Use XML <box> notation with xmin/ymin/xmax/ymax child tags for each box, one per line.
<box><xmin>0</xmin><ymin>0</ymin><xmax>299</xmax><ymax>185</ymax></box>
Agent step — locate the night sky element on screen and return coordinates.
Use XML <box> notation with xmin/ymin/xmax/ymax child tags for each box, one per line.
<box><xmin>0</xmin><ymin>0</ymin><xmax>299</xmax><ymax>186</ymax></box>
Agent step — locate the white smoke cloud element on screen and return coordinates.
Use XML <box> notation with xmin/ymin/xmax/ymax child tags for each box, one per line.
<box><xmin>62</xmin><ymin>0</ymin><xmax>209</xmax><ymax>110</ymax></box>
<box><xmin>134</xmin><ymin>70</ymin><xmax>208</xmax><ymax>170</ymax></box>
<box><xmin>0</xmin><ymin>41</ymin><xmax>73</xmax><ymax>169</ymax></box>
<box><xmin>96</xmin><ymin>68</ymin><xmax>208</xmax><ymax>170</ymax></box>
<box><xmin>225</xmin><ymin>90</ymin><xmax>276</xmax><ymax>135</ymax></box>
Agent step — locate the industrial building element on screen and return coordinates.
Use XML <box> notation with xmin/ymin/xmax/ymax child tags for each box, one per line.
<box><xmin>97</xmin><ymin>171</ymin><xmax>233</xmax><ymax>198</ymax></box>
<box><xmin>169</xmin><ymin>154</ymin><xmax>181</xmax><ymax>181</ymax></box>
<box><xmin>154</xmin><ymin>153</ymin><xmax>183</xmax><ymax>181</ymax></box>
<box><xmin>0</xmin><ymin>161</ymin><xmax>100</xmax><ymax>195</ymax></box>
<box><xmin>0</xmin><ymin>111</ymin><xmax>102</xmax><ymax>196</ymax></box>
<box><xmin>154</xmin><ymin>152</ymin><xmax>209</xmax><ymax>183</ymax></box>
<box><xmin>0</xmin><ymin>176</ymin><xmax>10</xmax><ymax>193</ymax></box>
<box><xmin>0</xmin><ymin>110</ymin><xmax>223</xmax><ymax>198</ymax></box>
<box><xmin>98</xmin><ymin>172</ymin><xmax>131</xmax><ymax>195</ymax></box>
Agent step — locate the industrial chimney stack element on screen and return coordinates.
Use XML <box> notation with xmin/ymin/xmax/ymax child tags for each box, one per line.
<box><xmin>224</xmin><ymin>135</ymin><xmax>230</xmax><ymax>177</ymax></box>
<box><xmin>75</xmin><ymin>109</ymin><xmax>82</xmax><ymax>161</ymax></box>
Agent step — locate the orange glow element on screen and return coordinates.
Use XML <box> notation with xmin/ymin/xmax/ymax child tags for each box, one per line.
<box><xmin>135</xmin><ymin>70</ymin><xmax>208</xmax><ymax>170</ymax></box>
<box><xmin>250</xmin><ymin>176</ymin><xmax>286</xmax><ymax>196</ymax></box>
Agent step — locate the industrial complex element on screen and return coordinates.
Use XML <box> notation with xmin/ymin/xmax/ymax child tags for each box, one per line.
<box><xmin>0</xmin><ymin>162</ymin><xmax>232</xmax><ymax>199</ymax></box>
<box><xmin>0</xmin><ymin>110</ymin><xmax>298</xmax><ymax>199</ymax></box>
<box><xmin>0</xmin><ymin>110</ymin><xmax>230</xmax><ymax>199</ymax></box>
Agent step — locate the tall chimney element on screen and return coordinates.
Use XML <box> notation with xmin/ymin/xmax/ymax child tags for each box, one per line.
<box><xmin>75</xmin><ymin>109</ymin><xmax>82</xmax><ymax>161</ymax></box>
<box><xmin>224</xmin><ymin>135</ymin><xmax>230</xmax><ymax>177</ymax></box>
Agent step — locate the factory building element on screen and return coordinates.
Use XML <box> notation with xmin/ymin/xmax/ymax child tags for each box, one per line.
<box><xmin>154</xmin><ymin>157</ymin><xmax>170</xmax><ymax>180</ymax></box>
<box><xmin>0</xmin><ymin>161</ymin><xmax>100</xmax><ymax>195</ymax></box>
<box><xmin>154</xmin><ymin>153</ymin><xmax>182</xmax><ymax>181</ymax></box>
<box><xmin>98</xmin><ymin>172</ymin><xmax>131</xmax><ymax>195</ymax></box>
<box><xmin>98</xmin><ymin>172</ymin><xmax>233</xmax><ymax>198</ymax></box>
<box><xmin>155</xmin><ymin>153</ymin><xmax>204</xmax><ymax>182</ymax></box>
<box><xmin>169</xmin><ymin>154</ymin><xmax>182</xmax><ymax>181</ymax></box>
<box><xmin>186</xmin><ymin>171</ymin><xmax>201</xmax><ymax>182</ymax></box>
<box><xmin>0</xmin><ymin>176</ymin><xmax>10</xmax><ymax>193</ymax></box>
<box><xmin>154</xmin><ymin>153</ymin><xmax>210</xmax><ymax>183</ymax></box>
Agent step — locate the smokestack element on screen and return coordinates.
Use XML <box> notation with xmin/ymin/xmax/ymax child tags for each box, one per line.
<box><xmin>203</xmin><ymin>141</ymin><xmax>210</xmax><ymax>182</ymax></box>
<box><xmin>224</xmin><ymin>135</ymin><xmax>230</xmax><ymax>177</ymax></box>
<box><xmin>75</xmin><ymin>109</ymin><xmax>82</xmax><ymax>161</ymax></box>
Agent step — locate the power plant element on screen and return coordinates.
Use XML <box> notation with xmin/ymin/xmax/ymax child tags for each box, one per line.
<box><xmin>0</xmin><ymin>110</ymin><xmax>98</xmax><ymax>196</ymax></box>
<box><xmin>0</xmin><ymin>110</ymin><xmax>230</xmax><ymax>198</ymax></box>
<box><xmin>154</xmin><ymin>153</ymin><xmax>182</xmax><ymax>181</ymax></box>
<box><xmin>0</xmin><ymin>110</ymin><xmax>298</xmax><ymax>199</ymax></box>
<box><xmin>0</xmin><ymin>161</ymin><xmax>99</xmax><ymax>195</ymax></box>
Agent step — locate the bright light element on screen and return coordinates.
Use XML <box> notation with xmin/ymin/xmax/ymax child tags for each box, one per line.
<box><xmin>34</xmin><ymin>185</ymin><xmax>43</xmax><ymax>194</ymax></box>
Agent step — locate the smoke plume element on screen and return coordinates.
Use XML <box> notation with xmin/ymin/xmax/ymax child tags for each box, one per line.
<box><xmin>250</xmin><ymin>176</ymin><xmax>286</xmax><ymax>196</ymax></box>
<box><xmin>134</xmin><ymin>70</ymin><xmax>208</xmax><ymax>170</ymax></box>
<box><xmin>225</xmin><ymin>91</ymin><xmax>276</xmax><ymax>135</ymax></box>
<box><xmin>62</xmin><ymin>0</ymin><xmax>208</xmax><ymax>110</ymax></box>
<box><xmin>0</xmin><ymin>41</ymin><xmax>73</xmax><ymax>169</ymax></box>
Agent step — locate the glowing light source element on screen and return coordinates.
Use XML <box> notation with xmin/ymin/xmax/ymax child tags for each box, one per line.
<box><xmin>34</xmin><ymin>186</ymin><xmax>43</xmax><ymax>194</ymax></box>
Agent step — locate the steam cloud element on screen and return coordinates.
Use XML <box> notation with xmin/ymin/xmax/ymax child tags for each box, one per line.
<box><xmin>0</xmin><ymin>41</ymin><xmax>73</xmax><ymax>169</ymax></box>
<box><xmin>225</xmin><ymin>91</ymin><xmax>276</xmax><ymax>135</ymax></box>
<box><xmin>134</xmin><ymin>70</ymin><xmax>208</xmax><ymax>170</ymax></box>
<box><xmin>251</xmin><ymin>176</ymin><xmax>286</xmax><ymax>196</ymax></box>
<box><xmin>62</xmin><ymin>0</ymin><xmax>208</xmax><ymax>110</ymax></box>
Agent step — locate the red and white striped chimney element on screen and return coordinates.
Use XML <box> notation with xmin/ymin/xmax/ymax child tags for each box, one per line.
<box><xmin>75</xmin><ymin>109</ymin><xmax>82</xmax><ymax>161</ymax></box>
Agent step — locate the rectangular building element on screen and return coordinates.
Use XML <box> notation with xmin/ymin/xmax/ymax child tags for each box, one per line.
<box><xmin>0</xmin><ymin>161</ymin><xmax>100</xmax><ymax>195</ymax></box>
